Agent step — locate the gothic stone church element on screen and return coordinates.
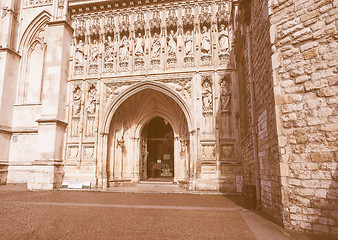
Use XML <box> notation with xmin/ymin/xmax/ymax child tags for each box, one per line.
<box><xmin>0</xmin><ymin>0</ymin><xmax>337</xmax><ymax>237</ymax></box>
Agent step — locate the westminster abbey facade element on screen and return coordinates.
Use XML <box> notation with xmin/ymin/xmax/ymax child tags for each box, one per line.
<box><xmin>0</xmin><ymin>0</ymin><xmax>337</xmax><ymax>237</ymax></box>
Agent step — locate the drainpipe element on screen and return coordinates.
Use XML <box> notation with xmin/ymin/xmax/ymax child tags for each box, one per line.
<box><xmin>245</xmin><ymin>24</ymin><xmax>261</xmax><ymax>210</ymax></box>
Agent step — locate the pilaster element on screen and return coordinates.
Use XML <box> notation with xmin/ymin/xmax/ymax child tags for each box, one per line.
<box><xmin>27</xmin><ymin>18</ymin><xmax>73</xmax><ymax>190</ymax></box>
<box><xmin>0</xmin><ymin>0</ymin><xmax>21</xmax><ymax>184</ymax></box>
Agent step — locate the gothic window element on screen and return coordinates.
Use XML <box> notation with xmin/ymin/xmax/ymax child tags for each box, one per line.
<box><xmin>17</xmin><ymin>12</ymin><xmax>49</xmax><ymax>104</ymax></box>
<box><xmin>25</xmin><ymin>41</ymin><xmax>45</xmax><ymax>103</ymax></box>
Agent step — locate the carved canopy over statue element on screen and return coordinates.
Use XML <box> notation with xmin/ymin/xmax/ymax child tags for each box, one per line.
<box><xmin>70</xmin><ymin>1</ymin><xmax>232</xmax><ymax>75</ymax></box>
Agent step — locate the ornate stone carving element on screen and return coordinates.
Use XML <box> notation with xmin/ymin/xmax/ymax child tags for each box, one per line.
<box><xmin>89</xmin><ymin>39</ymin><xmax>99</xmax><ymax>74</ymax></box>
<box><xmin>74</xmin><ymin>39</ymin><xmax>85</xmax><ymax>75</ymax></box>
<box><xmin>67</xmin><ymin>145</ymin><xmax>79</xmax><ymax>159</ymax></box>
<box><xmin>183</xmin><ymin>6</ymin><xmax>194</xmax><ymax>27</ymax></box>
<box><xmin>56</xmin><ymin>0</ymin><xmax>67</xmax><ymax>20</ymax></box>
<box><xmin>151</xmin><ymin>32</ymin><xmax>161</xmax><ymax>69</ymax></box>
<box><xmin>29</xmin><ymin>0</ymin><xmax>52</xmax><ymax>6</ymax></box>
<box><xmin>202</xmin><ymin>145</ymin><xmax>215</xmax><ymax>159</ymax></box>
<box><xmin>184</xmin><ymin>30</ymin><xmax>194</xmax><ymax>67</ymax></box>
<box><xmin>83</xmin><ymin>146</ymin><xmax>95</xmax><ymax>160</ymax></box>
<box><xmin>199</xmin><ymin>4</ymin><xmax>211</xmax><ymax>27</ymax></box>
<box><xmin>105</xmin><ymin>81</ymin><xmax>135</xmax><ymax>104</ymax></box>
<box><xmin>150</xmin><ymin>10</ymin><xmax>161</xmax><ymax>31</ymax></box>
<box><xmin>201</xmin><ymin>25</ymin><xmax>211</xmax><ymax>66</ymax></box>
<box><xmin>219</xmin><ymin>24</ymin><xmax>230</xmax><ymax>65</ymax></box>
<box><xmin>104</xmin><ymin>35</ymin><xmax>114</xmax><ymax>72</ymax></box>
<box><xmin>166</xmin><ymin>8</ymin><xmax>178</xmax><ymax>29</ymax></box>
<box><xmin>72</xmin><ymin>85</ymin><xmax>81</xmax><ymax>116</ymax></box>
<box><xmin>134</xmin><ymin>32</ymin><xmax>145</xmax><ymax>70</ymax></box>
<box><xmin>119</xmin><ymin>35</ymin><xmax>129</xmax><ymax>71</ymax></box>
<box><xmin>220</xmin><ymin>76</ymin><xmax>231</xmax><ymax>112</ymax></box>
<box><xmin>202</xmin><ymin>76</ymin><xmax>213</xmax><ymax>113</ymax></box>
<box><xmin>119</xmin><ymin>14</ymin><xmax>130</xmax><ymax>33</ymax></box>
<box><xmin>134</xmin><ymin>12</ymin><xmax>145</xmax><ymax>32</ymax></box>
<box><xmin>86</xmin><ymin>85</ymin><xmax>97</xmax><ymax>116</ymax></box>
<box><xmin>217</xmin><ymin>2</ymin><xmax>230</xmax><ymax>25</ymax></box>
<box><xmin>104</xmin><ymin>14</ymin><xmax>115</xmax><ymax>35</ymax></box>
<box><xmin>75</xmin><ymin>17</ymin><xmax>86</xmax><ymax>38</ymax></box>
<box><xmin>167</xmin><ymin>29</ymin><xmax>177</xmax><ymax>68</ymax></box>
<box><xmin>70</xmin><ymin>3</ymin><xmax>234</xmax><ymax>73</ymax></box>
<box><xmin>90</xmin><ymin>16</ymin><xmax>100</xmax><ymax>36</ymax></box>
<box><xmin>221</xmin><ymin>145</ymin><xmax>233</xmax><ymax>158</ymax></box>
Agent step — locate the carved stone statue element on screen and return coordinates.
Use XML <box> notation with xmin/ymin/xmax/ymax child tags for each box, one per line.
<box><xmin>86</xmin><ymin>87</ymin><xmax>96</xmax><ymax>115</ymax></box>
<box><xmin>151</xmin><ymin>32</ymin><xmax>161</xmax><ymax>59</ymax></box>
<box><xmin>134</xmin><ymin>32</ymin><xmax>144</xmax><ymax>59</ymax></box>
<box><xmin>219</xmin><ymin>24</ymin><xmax>229</xmax><ymax>53</ymax></box>
<box><xmin>167</xmin><ymin>30</ymin><xmax>177</xmax><ymax>57</ymax></box>
<box><xmin>73</xmin><ymin>87</ymin><xmax>81</xmax><ymax>116</ymax></box>
<box><xmin>119</xmin><ymin>35</ymin><xmax>129</xmax><ymax>62</ymax></box>
<box><xmin>104</xmin><ymin>36</ymin><xmax>114</xmax><ymax>63</ymax></box>
<box><xmin>202</xmin><ymin>80</ymin><xmax>213</xmax><ymax>111</ymax></box>
<box><xmin>220</xmin><ymin>80</ymin><xmax>231</xmax><ymax>111</ymax></box>
<box><xmin>201</xmin><ymin>25</ymin><xmax>211</xmax><ymax>55</ymax></box>
<box><xmin>91</xmin><ymin>39</ymin><xmax>99</xmax><ymax>63</ymax></box>
<box><xmin>75</xmin><ymin>40</ymin><xmax>85</xmax><ymax>66</ymax></box>
<box><xmin>185</xmin><ymin>30</ymin><xmax>193</xmax><ymax>56</ymax></box>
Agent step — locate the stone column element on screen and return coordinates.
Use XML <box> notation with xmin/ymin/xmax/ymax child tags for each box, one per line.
<box><xmin>27</xmin><ymin>15</ymin><xmax>73</xmax><ymax>189</ymax></box>
<box><xmin>0</xmin><ymin>0</ymin><xmax>20</xmax><ymax>184</ymax></box>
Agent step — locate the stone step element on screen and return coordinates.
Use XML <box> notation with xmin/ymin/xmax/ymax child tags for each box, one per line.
<box><xmin>138</xmin><ymin>180</ymin><xmax>177</xmax><ymax>186</ymax></box>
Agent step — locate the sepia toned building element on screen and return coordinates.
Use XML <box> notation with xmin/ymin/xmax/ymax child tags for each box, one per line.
<box><xmin>0</xmin><ymin>0</ymin><xmax>337</xmax><ymax>237</ymax></box>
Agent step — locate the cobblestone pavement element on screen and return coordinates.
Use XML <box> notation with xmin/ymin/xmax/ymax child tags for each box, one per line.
<box><xmin>0</xmin><ymin>185</ymin><xmax>318</xmax><ymax>240</ymax></box>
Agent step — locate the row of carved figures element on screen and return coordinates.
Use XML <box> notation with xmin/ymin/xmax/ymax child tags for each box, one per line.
<box><xmin>73</xmin><ymin>23</ymin><xmax>230</xmax><ymax>74</ymax></box>
<box><xmin>71</xmin><ymin>2</ymin><xmax>230</xmax><ymax>37</ymax></box>
<box><xmin>73</xmin><ymin>85</ymin><xmax>97</xmax><ymax>117</ymax></box>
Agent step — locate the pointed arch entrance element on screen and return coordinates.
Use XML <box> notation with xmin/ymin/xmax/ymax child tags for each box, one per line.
<box><xmin>99</xmin><ymin>81</ymin><xmax>194</xmax><ymax>188</ymax></box>
<box><xmin>140</xmin><ymin>117</ymin><xmax>174</xmax><ymax>181</ymax></box>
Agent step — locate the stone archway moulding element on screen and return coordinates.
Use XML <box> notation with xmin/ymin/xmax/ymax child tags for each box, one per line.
<box><xmin>135</xmin><ymin>110</ymin><xmax>180</xmax><ymax>140</ymax></box>
<box><xmin>18</xmin><ymin>10</ymin><xmax>51</xmax><ymax>53</ymax></box>
<box><xmin>102</xmin><ymin>80</ymin><xmax>194</xmax><ymax>135</ymax></box>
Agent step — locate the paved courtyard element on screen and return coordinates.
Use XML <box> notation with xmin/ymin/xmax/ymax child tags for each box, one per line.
<box><xmin>0</xmin><ymin>185</ymin><xmax>328</xmax><ymax>240</ymax></box>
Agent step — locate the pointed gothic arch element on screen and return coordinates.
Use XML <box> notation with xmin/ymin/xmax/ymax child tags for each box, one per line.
<box><xmin>102</xmin><ymin>81</ymin><xmax>194</xmax><ymax>135</ymax></box>
<box><xmin>17</xmin><ymin>11</ymin><xmax>51</xmax><ymax>104</ymax></box>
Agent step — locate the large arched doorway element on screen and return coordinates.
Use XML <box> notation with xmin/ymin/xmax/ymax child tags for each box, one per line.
<box><xmin>104</xmin><ymin>84</ymin><xmax>191</xmax><ymax>187</ymax></box>
<box><xmin>140</xmin><ymin>117</ymin><xmax>174</xmax><ymax>181</ymax></box>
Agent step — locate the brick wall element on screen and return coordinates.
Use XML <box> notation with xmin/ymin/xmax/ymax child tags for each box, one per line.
<box><xmin>269</xmin><ymin>0</ymin><xmax>338</xmax><ymax>237</ymax></box>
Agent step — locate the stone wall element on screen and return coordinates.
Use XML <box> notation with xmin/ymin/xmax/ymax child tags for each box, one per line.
<box><xmin>236</xmin><ymin>0</ymin><xmax>284</xmax><ymax>224</ymax></box>
<box><xmin>269</xmin><ymin>0</ymin><xmax>338</xmax><ymax>237</ymax></box>
<box><xmin>250</xmin><ymin>0</ymin><xmax>283</xmax><ymax>224</ymax></box>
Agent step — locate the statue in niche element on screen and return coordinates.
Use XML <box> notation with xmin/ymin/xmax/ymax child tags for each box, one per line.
<box><xmin>202</xmin><ymin>80</ymin><xmax>213</xmax><ymax>111</ymax></box>
<box><xmin>167</xmin><ymin>30</ymin><xmax>177</xmax><ymax>57</ymax></box>
<box><xmin>86</xmin><ymin>87</ymin><xmax>96</xmax><ymax>115</ymax></box>
<box><xmin>134</xmin><ymin>32</ymin><xmax>144</xmax><ymax>59</ymax></box>
<box><xmin>201</xmin><ymin>25</ymin><xmax>211</xmax><ymax>55</ymax></box>
<box><xmin>75</xmin><ymin>40</ymin><xmax>85</xmax><ymax>66</ymax></box>
<box><xmin>104</xmin><ymin>36</ymin><xmax>114</xmax><ymax>63</ymax></box>
<box><xmin>73</xmin><ymin>87</ymin><xmax>81</xmax><ymax>116</ymax></box>
<box><xmin>184</xmin><ymin>30</ymin><xmax>193</xmax><ymax>56</ymax></box>
<box><xmin>220</xmin><ymin>80</ymin><xmax>231</xmax><ymax>111</ymax></box>
<box><xmin>91</xmin><ymin>39</ymin><xmax>99</xmax><ymax>63</ymax></box>
<box><xmin>219</xmin><ymin>24</ymin><xmax>229</xmax><ymax>54</ymax></box>
<box><xmin>119</xmin><ymin>35</ymin><xmax>129</xmax><ymax>62</ymax></box>
<box><xmin>151</xmin><ymin>32</ymin><xmax>161</xmax><ymax>59</ymax></box>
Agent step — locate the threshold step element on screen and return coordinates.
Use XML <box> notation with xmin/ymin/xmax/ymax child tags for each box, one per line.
<box><xmin>139</xmin><ymin>181</ymin><xmax>176</xmax><ymax>186</ymax></box>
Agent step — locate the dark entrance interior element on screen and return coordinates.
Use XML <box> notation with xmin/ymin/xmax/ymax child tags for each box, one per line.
<box><xmin>142</xmin><ymin>117</ymin><xmax>174</xmax><ymax>181</ymax></box>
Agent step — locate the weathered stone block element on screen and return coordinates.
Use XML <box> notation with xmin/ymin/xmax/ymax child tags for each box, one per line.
<box><xmin>313</xmin><ymin>224</ymin><xmax>330</xmax><ymax>233</ymax></box>
<box><xmin>303</xmin><ymin>49</ymin><xmax>318</xmax><ymax>60</ymax></box>
<box><xmin>310</xmin><ymin>152</ymin><xmax>335</xmax><ymax>162</ymax></box>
